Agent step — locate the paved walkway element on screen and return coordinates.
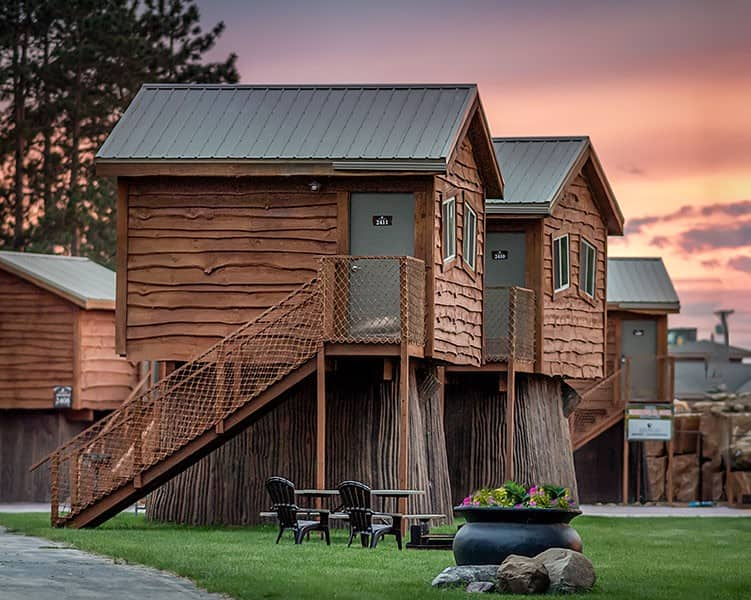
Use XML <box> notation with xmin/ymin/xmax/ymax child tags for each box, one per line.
<box><xmin>581</xmin><ymin>504</ymin><xmax>750</xmax><ymax>517</ymax></box>
<box><xmin>0</xmin><ymin>527</ymin><xmax>226</xmax><ymax>600</ymax></box>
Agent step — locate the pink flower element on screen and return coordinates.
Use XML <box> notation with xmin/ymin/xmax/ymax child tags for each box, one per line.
<box><xmin>514</xmin><ymin>503</ymin><xmax>522</xmax><ymax>508</ymax></box>
<box><xmin>462</xmin><ymin>496</ymin><xmax>472</xmax><ymax>506</ymax></box>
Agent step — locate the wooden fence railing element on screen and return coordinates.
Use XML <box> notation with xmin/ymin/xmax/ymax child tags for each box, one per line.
<box><xmin>483</xmin><ymin>286</ymin><xmax>536</xmax><ymax>363</ymax></box>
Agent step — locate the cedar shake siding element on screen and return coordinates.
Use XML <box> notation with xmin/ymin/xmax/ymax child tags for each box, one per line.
<box><xmin>542</xmin><ymin>173</ymin><xmax>607</xmax><ymax>380</ymax></box>
<box><xmin>432</xmin><ymin>136</ymin><xmax>485</xmax><ymax>366</ymax></box>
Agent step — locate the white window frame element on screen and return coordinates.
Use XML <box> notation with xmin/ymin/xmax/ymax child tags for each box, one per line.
<box><xmin>442</xmin><ymin>196</ymin><xmax>456</xmax><ymax>263</ymax></box>
<box><xmin>553</xmin><ymin>234</ymin><xmax>570</xmax><ymax>293</ymax></box>
<box><xmin>580</xmin><ymin>238</ymin><xmax>597</xmax><ymax>298</ymax></box>
<box><xmin>463</xmin><ymin>204</ymin><xmax>478</xmax><ymax>271</ymax></box>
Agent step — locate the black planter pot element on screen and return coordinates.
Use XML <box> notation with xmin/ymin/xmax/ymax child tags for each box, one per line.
<box><xmin>452</xmin><ymin>506</ymin><xmax>582</xmax><ymax>566</ymax></box>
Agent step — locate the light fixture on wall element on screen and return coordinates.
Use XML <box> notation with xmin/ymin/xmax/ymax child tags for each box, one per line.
<box><xmin>309</xmin><ymin>180</ymin><xmax>321</xmax><ymax>192</ymax></box>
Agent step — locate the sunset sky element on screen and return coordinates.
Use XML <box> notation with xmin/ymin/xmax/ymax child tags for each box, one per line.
<box><xmin>201</xmin><ymin>0</ymin><xmax>751</xmax><ymax>346</ymax></box>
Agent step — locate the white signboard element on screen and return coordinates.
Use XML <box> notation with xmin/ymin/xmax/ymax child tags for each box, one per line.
<box><xmin>627</xmin><ymin>418</ymin><xmax>672</xmax><ymax>441</ymax></box>
<box><xmin>626</xmin><ymin>403</ymin><xmax>673</xmax><ymax>441</ymax></box>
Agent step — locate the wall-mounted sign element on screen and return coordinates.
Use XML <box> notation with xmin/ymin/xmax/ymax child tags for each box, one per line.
<box><xmin>626</xmin><ymin>403</ymin><xmax>673</xmax><ymax>441</ymax></box>
<box><xmin>53</xmin><ymin>385</ymin><xmax>73</xmax><ymax>409</ymax></box>
<box><xmin>372</xmin><ymin>215</ymin><xmax>393</xmax><ymax>226</ymax></box>
<box><xmin>492</xmin><ymin>250</ymin><xmax>509</xmax><ymax>261</ymax></box>
<box><xmin>633</xmin><ymin>329</ymin><xmax>645</xmax><ymax>336</ymax></box>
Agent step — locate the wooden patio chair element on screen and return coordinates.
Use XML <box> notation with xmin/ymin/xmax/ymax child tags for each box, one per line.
<box><xmin>338</xmin><ymin>480</ymin><xmax>403</xmax><ymax>550</ymax></box>
<box><xmin>265</xmin><ymin>477</ymin><xmax>330</xmax><ymax>545</ymax></box>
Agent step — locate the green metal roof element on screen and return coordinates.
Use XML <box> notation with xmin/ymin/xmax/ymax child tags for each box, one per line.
<box><xmin>0</xmin><ymin>251</ymin><xmax>115</xmax><ymax>309</ymax></box>
<box><xmin>607</xmin><ymin>257</ymin><xmax>680</xmax><ymax>312</ymax></box>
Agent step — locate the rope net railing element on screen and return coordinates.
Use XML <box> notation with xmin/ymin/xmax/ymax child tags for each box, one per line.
<box><xmin>320</xmin><ymin>256</ymin><xmax>425</xmax><ymax>346</ymax></box>
<box><xmin>49</xmin><ymin>278</ymin><xmax>324</xmax><ymax>525</ymax></box>
<box><xmin>483</xmin><ymin>286</ymin><xmax>536</xmax><ymax>363</ymax></box>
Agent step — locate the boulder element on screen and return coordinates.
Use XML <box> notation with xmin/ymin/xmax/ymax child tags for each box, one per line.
<box><xmin>535</xmin><ymin>548</ymin><xmax>596</xmax><ymax>594</ymax></box>
<box><xmin>431</xmin><ymin>565</ymin><xmax>498</xmax><ymax>588</ymax></box>
<box><xmin>466</xmin><ymin>581</ymin><xmax>496</xmax><ymax>593</ymax></box>
<box><xmin>672</xmin><ymin>453</ymin><xmax>699</xmax><ymax>502</ymax></box>
<box><xmin>497</xmin><ymin>555</ymin><xmax>549</xmax><ymax>595</ymax></box>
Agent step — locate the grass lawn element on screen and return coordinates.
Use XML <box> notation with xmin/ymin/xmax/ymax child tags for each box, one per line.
<box><xmin>1</xmin><ymin>513</ymin><xmax>749</xmax><ymax>599</ymax></box>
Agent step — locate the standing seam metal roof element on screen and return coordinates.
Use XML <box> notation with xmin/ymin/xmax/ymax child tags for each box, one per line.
<box><xmin>97</xmin><ymin>84</ymin><xmax>479</xmax><ymax>163</ymax></box>
<box><xmin>487</xmin><ymin>137</ymin><xmax>589</xmax><ymax>208</ymax></box>
<box><xmin>0</xmin><ymin>251</ymin><xmax>116</xmax><ymax>309</ymax></box>
<box><xmin>606</xmin><ymin>257</ymin><xmax>680</xmax><ymax>311</ymax></box>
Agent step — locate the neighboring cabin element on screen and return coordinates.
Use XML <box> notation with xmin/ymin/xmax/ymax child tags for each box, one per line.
<box><xmin>47</xmin><ymin>85</ymin><xmax>627</xmax><ymax>528</ymax></box>
<box><xmin>572</xmin><ymin>257</ymin><xmax>680</xmax><ymax>503</ymax></box>
<box><xmin>0</xmin><ymin>251</ymin><xmax>138</xmax><ymax>501</ymax></box>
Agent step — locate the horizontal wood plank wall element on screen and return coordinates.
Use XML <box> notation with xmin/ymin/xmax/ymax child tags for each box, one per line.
<box><xmin>0</xmin><ymin>270</ymin><xmax>76</xmax><ymax>409</ymax></box>
<box><xmin>78</xmin><ymin>310</ymin><xmax>138</xmax><ymax>410</ymax></box>
<box><xmin>432</xmin><ymin>136</ymin><xmax>485</xmax><ymax>366</ymax></box>
<box><xmin>125</xmin><ymin>178</ymin><xmax>339</xmax><ymax>361</ymax></box>
<box><xmin>543</xmin><ymin>173</ymin><xmax>607</xmax><ymax>380</ymax></box>
<box><xmin>0</xmin><ymin>411</ymin><xmax>87</xmax><ymax>501</ymax></box>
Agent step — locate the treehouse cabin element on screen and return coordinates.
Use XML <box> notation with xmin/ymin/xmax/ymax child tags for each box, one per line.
<box><xmin>45</xmin><ymin>85</ymin><xmax>626</xmax><ymax>528</ymax></box>
<box><xmin>0</xmin><ymin>251</ymin><xmax>138</xmax><ymax>501</ymax></box>
<box><xmin>444</xmin><ymin>137</ymin><xmax>625</xmax><ymax>505</ymax></box>
<box><xmin>572</xmin><ymin>257</ymin><xmax>680</xmax><ymax>503</ymax></box>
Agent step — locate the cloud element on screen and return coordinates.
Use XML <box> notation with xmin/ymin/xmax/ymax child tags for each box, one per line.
<box><xmin>701</xmin><ymin>259</ymin><xmax>721</xmax><ymax>269</ymax></box>
<box><xmin>625</xmin><ymin>200</ymin><xmax>751</xmax><ymax>235</ymax></box>
<box><xmin>728</xmin><ymin>255</ymin><xmax>751</xmax><ymax>273</ymax></box>
<box><xmin>677</xmin><ymin>222</ymin><xmax>751</xmax><ymax>252</ymax></box>
<box><xmin>650</xmin><ymin>235</ymin><xmax>671</xmax><ymax>248</ymax></box>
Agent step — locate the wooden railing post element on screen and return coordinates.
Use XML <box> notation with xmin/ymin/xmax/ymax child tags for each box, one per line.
<box><xmin>400</xmin><ymin>258</ymin><xmax>408</xmax><ymax>345</ymax></box>
<box><xmin>50</xmin><ymin>454</ymin><xmax>60</xmax><ymax>526</ymax></box>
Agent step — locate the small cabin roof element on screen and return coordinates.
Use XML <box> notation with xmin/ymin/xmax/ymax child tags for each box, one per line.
<box><xmin>674</xmin><ymin>360</ymin><xmax>751</xmax><ymax>400</ymax></box>
<box><xmin>96</xmin><ymin>84</ymin><xmax>503</xmax><ymax>195</ymax></box>
<box><xmin>487</xmin><ymin>136</ymin><xmax>624</xmax><ymax>235</ymax></box>
<box><xmin>0</xmin><ymin>251</ymin><xmax>115</xmax><ymax>310</ymax></box>
<box><xmin>607</xmin><ymin>257</ymin><xmax>680</xmax><ymax>313</ymax></box>
<box><xmin>670</xmin><ymin>340</ymin><xmax>751</xmax><ymax>362</ymax></box>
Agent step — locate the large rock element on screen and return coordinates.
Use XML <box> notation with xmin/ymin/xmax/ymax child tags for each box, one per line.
<box><xmin>497</xmin><ymin>555</ymin><xmax>550</xmax><ymax>595</ymax></box>
<box><xmin>431</xmin><ymin>565</ymin><xmax>498</xmax><ymax>588</ymax></box>
<box><xmin>536</xmin><ymin>548</ymin><xmax>596</xmax><ymax>594</ymax></box>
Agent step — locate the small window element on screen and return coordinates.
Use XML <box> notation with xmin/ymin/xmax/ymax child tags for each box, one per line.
<box><xmin>553</xmin><ymin>234</ymin><xmax>570</xmax><ymax>292</ymax></box>
<box><xmin>442</xmin><ymin>196</ymin><xmax>456</xmax><ymax>262</ymax></box>
<box><xmin>580</xmin><ymin>239</ymin><xmax>597</xmax><ymax>298</ymax></box>
<box><xmin>463</xmin><ymin>204</ymin><xmax>478</xmax><ymax>271</ymax></box>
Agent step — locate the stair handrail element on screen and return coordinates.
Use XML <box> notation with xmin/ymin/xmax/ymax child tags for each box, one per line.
<box><xmin>39</xmin><ymin>277</ymin><xmax>322</xmax><ymax>473</ymax></box>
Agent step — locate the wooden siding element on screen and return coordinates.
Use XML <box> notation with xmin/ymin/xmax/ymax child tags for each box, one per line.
<box><xmin>542</xmin><ymin>173</ymin><xmax>607</xmax><ymax>379</ymax></box>
<box><xmin>125</xmin><ymin>178</ymin><xmax>339</xmax><ymax>361</ymax></box>
<box><xmin>432</xmin><ymin>136</ymin><xmax>485</xmax><ymax>366</ymax></box>
<box><xmin>0</xmin><ymin>270</ymin><xmax>76</xmax><ymax>409</ymax></box>
<box><xmin>79</xmin><ymin>310</ymin><xmax>138</xmax><ymax>409</ymax></box>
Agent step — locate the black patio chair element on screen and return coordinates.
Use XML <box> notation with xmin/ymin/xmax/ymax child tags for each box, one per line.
<box><xmin>265</xmin><ymin>477</ymin><xmax>330</xmax><ymax>545</ymax></box>
<box><xmin>338</xmin><ymin>480</ymin><xmax>402</xmax><ymax>550</ymax></box>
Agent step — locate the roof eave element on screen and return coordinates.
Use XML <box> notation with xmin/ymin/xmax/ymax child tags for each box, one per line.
<box><xmin>95</xmin><ymin>158</ymin><xmax>447</xmax><ymax>178</ymax></box>
<box><xmin>607</xmin><ymin>301</ymin><xmax>681</xmax><ymax>314</ymax></box>
<box><xmin>485</xmin><ymin>202</ymin><xmax>549</xmax><ymax>216</ymax></box>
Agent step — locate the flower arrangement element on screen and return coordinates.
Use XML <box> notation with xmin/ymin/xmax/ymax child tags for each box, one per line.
<box><xmin>460</xmin><ymin>481</ymin><xmax>577</xmax><ymax>510</ymax></box>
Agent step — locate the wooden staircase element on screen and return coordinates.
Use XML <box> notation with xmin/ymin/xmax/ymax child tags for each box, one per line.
<box><xmin>571</xmin><ymin>367</ymin><xmax>627</xmax><ymax>451</ymax></box>
<box><xmin>45</xmin><ymin>278</ymin><xmax>323</xmax><ymax>528</ymax></box>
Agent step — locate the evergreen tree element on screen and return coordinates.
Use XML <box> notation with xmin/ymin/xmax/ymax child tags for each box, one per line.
<box><xmin>0</xmin><ymin>0</ymin><xmax>239</xmax><ymax>265</ymax></box>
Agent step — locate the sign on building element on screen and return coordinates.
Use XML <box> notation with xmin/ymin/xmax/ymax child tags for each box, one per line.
<box><xmin>625</xmin><ymin>403</ymin><xmax>673</xmax><ymax>441</ymax></box>
<box><xmin>53</xmin><ymin>385</ymin><xmax>73</xmax><ymax>409</ymax></box>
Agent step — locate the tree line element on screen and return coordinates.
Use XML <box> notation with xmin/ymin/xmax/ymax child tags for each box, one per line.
<box><xmin>0</xmin><ymin>0</ymin><xmax>238</xmax><ymax>266</ymax></box>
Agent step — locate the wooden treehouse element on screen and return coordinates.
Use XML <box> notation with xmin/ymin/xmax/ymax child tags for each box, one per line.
<box><xmin>43</xmin><ymin>85</ymin><xmax>626</xmax><ymax>528</ymax></box>
<box><xmin>0</xmin><ymin>251</ymin><xmax>138</xmax><ymax>502</ymax></box>
<box><xmin>572</xmin><ymin>257</ymin><xmax>680</xmax><ymax>503</ymax></box>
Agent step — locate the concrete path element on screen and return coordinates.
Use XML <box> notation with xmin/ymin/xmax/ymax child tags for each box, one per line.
<box><xmin>581</xmin><ymin>503</ymin><xmax>750</xmax><ymax>517</ymax></box>
<box><xmin>0</xmin><ymin>527</ymin><xmax>226</xmax><ymax>600</ymax></box>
